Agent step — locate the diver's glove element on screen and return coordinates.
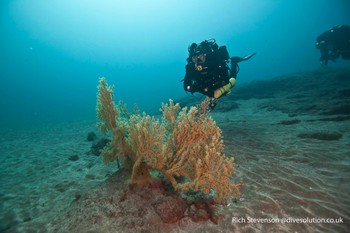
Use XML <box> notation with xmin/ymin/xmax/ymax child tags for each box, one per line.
<box><xmin>209</xmin><ymin>98</ymin><xmax>218</xmax><ymax>109</ymax></box>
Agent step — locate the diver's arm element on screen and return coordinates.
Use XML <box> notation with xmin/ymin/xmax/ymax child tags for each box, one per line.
<box><xmin>319</xmin><ymin>48</ymin><xmax>329</xmax><ymax>65</ymax></box>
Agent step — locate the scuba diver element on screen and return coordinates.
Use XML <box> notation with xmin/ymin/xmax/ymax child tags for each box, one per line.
<box><xmin>182</xmin><ymin>39</ymin><xmax>255</xmax><ymax>108</ymax></box>
<box><xmin>316</xmin><ymin>25</ymin><xmax>350</xmax><ymax>65</ymax></box>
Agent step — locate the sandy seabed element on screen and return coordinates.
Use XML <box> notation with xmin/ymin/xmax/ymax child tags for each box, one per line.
<box><xmin>1</xmin><ymin>69</ymin><xmax>349</xmax><ymax>233</ymax></box>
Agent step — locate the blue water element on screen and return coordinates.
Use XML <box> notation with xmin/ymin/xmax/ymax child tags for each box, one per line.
<box><xmin>1</xmin><ymin>0</ymin><xmax>349</xmax><ymax>127</ymax></box>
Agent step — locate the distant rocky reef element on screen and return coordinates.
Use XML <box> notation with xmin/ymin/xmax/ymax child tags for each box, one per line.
<box><xmin>177</xmin><ymin>67</ymin><xmax>350</xmax><ymax>118</ymax></box>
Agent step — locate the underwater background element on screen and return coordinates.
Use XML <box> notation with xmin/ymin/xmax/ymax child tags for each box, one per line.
<box><xmin>1</xmin><ymin>0</ymin><xmax>349</xmax><ymax>127</ymax></box>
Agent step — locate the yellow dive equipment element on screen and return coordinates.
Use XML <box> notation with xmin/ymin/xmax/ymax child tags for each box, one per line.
<box><xmin>213</xmin><ymin>77</ymin><xmax>236</xmax><ymax>99</ymax></box>
<box><xmin>195</xmin><ymin>65</ymin><xmax>203</xmax><ymax>71</ymax></box>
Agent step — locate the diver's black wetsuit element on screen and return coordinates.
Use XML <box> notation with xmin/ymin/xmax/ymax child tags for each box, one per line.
<box><xmin>316</xmin><ymin>25</ymin><xmax>350</xmax><ymax>65</ymax></box>
<box><xmin>183</xmin><ymin>39</ymin><xmax>255</xmax><ymax>109</ymax></box>
<box><xmin>183</xmin><ymin>40</ymin><xmax>231</xmax><ymax>98</ymax></box>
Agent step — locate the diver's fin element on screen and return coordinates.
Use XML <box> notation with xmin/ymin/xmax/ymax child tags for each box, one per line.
<box><xmin>231</xmin><ymin>52</ymin><xmax>256</xmax><ymax>63</ymax></box>
<box><xmin>242</xmin><ymin>52</ymin><xmax>256</xmax><ymax>61</ymax></box>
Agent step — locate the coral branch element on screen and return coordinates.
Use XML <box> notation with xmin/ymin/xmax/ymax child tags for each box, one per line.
<box><xmin>96</xmin><ymin>78</ymin><xmax>241</xmax><ymax>204</ymax></box>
